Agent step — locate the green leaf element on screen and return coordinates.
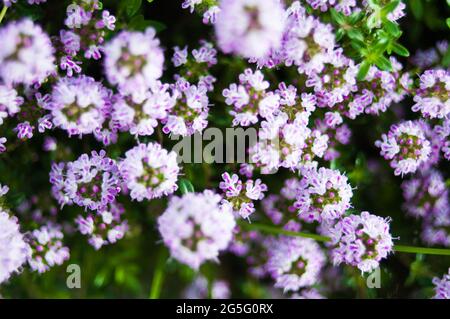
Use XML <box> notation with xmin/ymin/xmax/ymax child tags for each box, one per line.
<box><xmin>447</xmin><ymin>17</ymin><xmax>450</xmax><ymax>29</ymax></box>
<box><xmin>374</xmin><ymin>55</ymin><xmax>392</xmax><ymax>71</ymax></box>
<box><xmin>357</xmin><ymin>61</ymin><xmax>371</xmax><ymax>81</ymax></box>
<box><xmin>384</xmin><ymin>20</ymin><xmax>401</xmax><ymax>37</ymax></box>
<box><xmin>381</xmin><ymin>0</ymin><xmax>400</xmax><ymax>15</ymax></box>
<box><xmin>330</xmin><ymin>8</ymin><xmax>345</xmax><ymax>25</ymax></box>
<box><xmin>410</xmin><ymin>0</ymin><xmax>423</xmax><ymax>20</ymax></box>
<box><xmin>392</xmin><ymin>42</ymin><xmax>410</xmax><ymax>57</ymax></box>
<box><xmin>147</xmin><ymin>0</ymin><xmax>154</xmax><ymax>3</ymax></box>
<box><xmin>347</xmin><ymin>29</ymin><xmax>365</xmax><ymax>42</ymax></box>
<box><xmin>178</xmin><ymin>178</ymin><xmax>195</xmax><ymax>194</ymax></box>
<box><xmin>126</xmin><ymin>0</ymin><xmax>142</xmax><ymax>17</ymax></box>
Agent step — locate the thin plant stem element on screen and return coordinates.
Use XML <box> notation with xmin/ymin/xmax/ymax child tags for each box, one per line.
<box><xmin>0</xmin><ymin>6</ymin><xmax>7</xmax><ymax>24</ymax></box>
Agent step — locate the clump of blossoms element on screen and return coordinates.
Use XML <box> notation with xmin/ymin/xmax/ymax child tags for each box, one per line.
<box><xmin>412</xmin><ymin>69</ymin><xmax>450</xmax><ymax>119</ymax></box>
<box><xmin>251</xmin><ymin>112</ymin><xmax>328</xmax><ymax>172</ymax></box>
<box><xmin>314</xmin><ymin>116</ymin><xmax>351</xmax><ymax>161</ymax></box>
<box><xmin>401</xmin><ymin>170</ymin><xmax>448</xmax><ymax>219</ymax></box>
<box><xmin>50</xmin><ymin>150</ymin><xmax>121</xmax><ymax>212</ymax></box>
<box><xmin>422</xmin><ymin>207</ymin><xmax>450</xmax><ymax>247</ymax></box>
<box><xmin>271</xmin><ymin>2</ymin><xmax>335</xmax><ymax>73</ymax></box>
<box><xmin>183</xmin><ymin>276</ymin><xmax>231</xmax><ymax>299</ymax></box>
<box><xmin>294</xmin><ymin>166</ymin><xmax>353</xmax><ymax>222</ymax></box>
<box><xmin>432</xmin><ymin>269</ymin><xmax>450</xmax><ymax>299</ymax></box>
<box><xmin>75</xmin><ymin>202</ymin><xmax>128</xmax><ymax>250</ymax></box>
<box><xmin>0</xmin><ymin>208</ymin><xmax>30</xmax><ymax>284</ymax></box>
<box><xmin>375</xmin><ymin>120</ymin><xmax>431</xmax><ymax>176</ymax></box>
<box><xmin>119</xmin><ymin>143</ymin><xmax>180</xmax><ymax>202</ymax></box>
<box><xmin>0</xmin><ymin>19</ymin><xmax>55</xmax><ymax>86</ymax></box>
<box><xmin>172</xmin><ymin>41</ymin><xmax>217</xmax><ymax>89</ymax></box>
<box><xmin>411</xmin><ymin>41</ymin><xmax>448</xmax><ymax>70</ymax></box>
<box><xmin>181</xmin><ymin>0</ymin><xmax>220</xmax><ymax>25</ymax></box>
<box><xmin>0</xmin><ymin>85</ymin><xmax>23</xmax><ymax>126</ymax></box>
<box><xmin>215</xmin><ymin>0</ymin><xmax>285</xmax><ymax>59</ymax></box>
<box><xmin>46</xmin><ymin>75</ymin><xmax>112</xmax><ymax>138</ymax></box>
<box><xmin>157</xmin><ymin>190</ymin><xmax>236</xmax><ymax>270</ymax></box>
<box><xmin>27</xmin><ymin>223</ymin><xmax>70</xmax><ymax>273</ymax></box>
<box><xmin>58</xmin><ymin>0</ymin><xmax>116</xmax><ymax>74</ymax></box>
<box><xmin>223</xmin><ymin>68</ymin><xmax>275</xmax><ymax>126</ymax></box>
<box><xmin>111</xmin><ymin>81</ymin><xmax>174</xmax><ymax>137</ymax></box>
<box><xmin>103</xmin><ymin>27</ymin><xmax>164</xmax><ymax>103</ymax></box>
<box><xmin>324</xmin><ymin>211</ymin><xmax>394</xmax><ymax>273</ymax></box>
<box><xmin>162</xmin><ymin>77</ymin><xmax>209</xmax><ymax>136</ymax></box>
<box><xmin>305</xmin><ymin>49</ymin><xmax>358</xmax><ymax>108</ymax></box>
<box><xmin>267</xmin><ymin>236</ymin><xmax>326</xmax><ymax>292</ymax></box>
<box><xmin>219</xmin><ymin>172</ymin><xmax>267</xmax><ymax>219</ymax></box>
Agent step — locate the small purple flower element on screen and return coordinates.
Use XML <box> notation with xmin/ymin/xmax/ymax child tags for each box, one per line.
<box><xmin>432</xmin><ymin>269</ymin><xmax>450</xmax><ymax>299</ymax></box>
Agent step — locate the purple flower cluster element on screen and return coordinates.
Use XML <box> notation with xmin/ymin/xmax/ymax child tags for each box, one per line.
<box><xmin>376</xmin><ymin>120</ymin><xmax>431</xmax><ymax>176</ymax></box>
<box><xmin>27</xmin><ymin>223</ymin><xmax>70</xmax><ymax>273</ymax></box>
<box><xmin>323</xmin><ymin>211</ymin><xmax>394</xmax><ymax>273</ymax></box>
<box><xmin>267</xmin><ymin>236</ymin><xmax>326</xmax><ymax>292</ymax></box>
<box><xmin>119</xmin><ymin>142</ymin><xmax>180</xmax><ymax>201</ymax></box>
<box><xmin>432</xmin><ymin>269</ymin><xmax>450</xmax><ymax>299</ymax></box>
<box><xmin>219</xmin><ymin>172</ymin><xmax>267</xmax><ymax>219</ymax></box>
<box><xmin>0</xmin><ymin>209</ymin><xmax>30</xmax><ymax>284</ymax></box>
<box><xmin>157</xmin><ymin>190</ymin><xmax>236</xmax><ymax>269</ymax></box>
<box><xmin>50</xmin><ymin>150</ymin><xmax>121</xmax><ymax>212</ymax></box>
<box><xmin>294</xmin><ymin>166</ymin><xmax>353</xmax><ymax>222</ymax></box>
<box><xmin>76</xmin><ymin>202</ymin><xmax>128</xmax><ymax>250</ymax></box>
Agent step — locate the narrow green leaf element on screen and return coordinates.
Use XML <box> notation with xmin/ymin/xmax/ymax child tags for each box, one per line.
<box><xmin>381</xmin><ymin>0</ymin><xmax>400</xmax><ymax>15</ymax></box>
<box><xmin>384</xmin><ymin>20</ymin><xmax>401</xmax><ymax>37</ymax></box>
<box><xmin>330</xmin><ymin>8</ymin><xmax>345</xmax><ymax>25</ymax></box>
<box><xmin>178</xmin><ymin>178</ymin><xmax>195</xmax><ymax>194</ymax></box>
<box><xmin>357</xmin><ymin>61</ymin><xmax>371</xmax><ymax>81</ymax></box>
<box><xmin>374</xmin><ymin>55</ymin><xmax>393</xmax><ymax>71</ymax></box>
<box><xmin>392</xmin><ymin>42</ymin><xmax>410</xmax><ymax>57</ymax></box>
<box><xmin>447</xmin><ymin>17</ymin><xmax>450</xmax><ymax>29</ymax></box>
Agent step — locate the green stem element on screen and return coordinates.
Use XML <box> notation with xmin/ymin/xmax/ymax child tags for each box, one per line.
<box><xmin>239</xmin><ymin>221</ymin><xmax>450</xmax><ymax>256</ymax></box>
<box><xmin>149</xmin><ymin>248</ymin><xmax>167</xmax><ymax>299</ymax></box>
<box><xmin>0</xmin><ymin>6</ymin><xmax>7</xmax><ymax>24</ymax></box>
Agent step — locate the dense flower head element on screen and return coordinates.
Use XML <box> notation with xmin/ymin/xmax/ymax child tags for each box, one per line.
<box><xmin>162</xmin><ymin>77</ymin><xmax>209</xmax><ymax>136</ymax></box>
<box><xmin>267</xmin><ymin>236</ymin><xmax>326</xmax><ymax>292</ymax></box>
<box><xmin>50</xmin><ymin>150</ymin><xmax>121</xmax><ymax>212</ymax></box>
<box><xmin>0</xmin><ymin>19</ymin><xmax>55</xmax><ymax>85</ymax></box>
<box><xmin>375</xmin><ymin>120</ymin><xmax>431</xmax><ymax>176</ymax></box>
<box><xmin>411</xmin><ymin>41</ymin><xmax>448</xmax><ymax>69</ymax></box>
<box><xmin>219</xmin><ymin>172</ymin><xmax>267</xmax><ymax>219</ymax></box>
<box><xmin>306</xmin><ymin>49</ymin><xmax>358</xmax><ymax>108</ymax></box>
<box><xmin>0</xmin><ymin>85</ymin><xmax>23</xmax><ymax>126</ymax></box>
<box><xmin>215</xmin><ymin>0</ymin><xmax>285</xmax><ymax>59</ymax></box>
<box><xmin>103</xmin><ymin>27</ymin><xmax>164</xmax><ymax>102</ymax></box>
<box><xmin>402</xmin><ymin>170</ymin><xmax>448</xmax><ymax>219</ymax></box>
<box><xmin>27</xmin><ymin>223</ymin><xmax>70</xmax><ymax>273</ymax></box>
<box><xmin>119</xmin><ymin>142</ymin><xmax>180</xmax><ymax>202</ymax></box>
<box><xmin>432</xmin><ymin>269</ymin><xmax>450</xmax><ymax>299</ymax></box>
<box><xmin>47</xmin><ymin>75</ymin><xmax>112</xmax><ymax>137</ymax></box>
<box><xmin>76</xmin><ymin>201</ymin><xmax>128</xmax><ymax>250</ymax></box>
<box><xmin>294</xmin><ymin>166</ymin><xmax>353</xmax><ymax>222</ymax></box>
<box><xmin>412</xmin><ymin>69</ymin><xmax>450</xmax><ymax>119</ymax></box>
<box><xmin>0</xmin><ymin>209</ymin><xmax>30</xmax><ymax>284</ymax></box>
<box><xmin>324</xmin><ymin>211</ymin><xmax>394</xmax><ymax>273</ymax></box>
<box><xmin>278</xmin><ymin>3</ymin><xmax>335</xmax><ymax>73</ymax></box>
<box><xmin>157</xmin><ymin>190</ymin><xmax>236</xmax><ymax>269</ymax></box>
<box><xmin>111</xmin><ymin>81</ymin><xmax>174</xmax><ymax>137</ymax></box>
<box><xmin>422</xmin><ymin>206</ymin><xmax>450</xmax><ymax>247</ymax></box>
<box><xmin>251</xmin><ymin>113</ymin><xmax>329</xmax><ymax>172</ymax></box>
